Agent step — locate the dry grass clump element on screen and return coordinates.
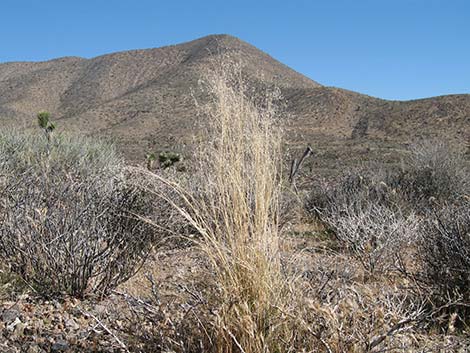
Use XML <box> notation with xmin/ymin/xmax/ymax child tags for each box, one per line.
<box><xmin>141</xmin><ymin>60</ymin><xmax>321</xmax><ymax>352</ymax></box>
<box><xmin>0</xmin><ymin>130</ymin><xmax>154</xmax><ymax>298</ymax></box>
<box><xmin>175</xmin><ymin>61</ymin><xmax>298</xmax><ymax>352</ymax></box>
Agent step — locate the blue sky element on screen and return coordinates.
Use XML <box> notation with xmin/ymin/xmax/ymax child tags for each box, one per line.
<box><xmin>1</xmin><ymin>0</ymin><xmax>469</xmax><ymax>100</ymax></box>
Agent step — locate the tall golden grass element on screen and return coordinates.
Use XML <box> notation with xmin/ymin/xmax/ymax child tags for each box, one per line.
<box><xmin>149</xmin><ymin>59</ymin><xmax>304</xmax><ymax>352</ymax></box>
<box><xmin>194</xmin><ymin>61</ymin><xmax>286</xmax><ymax>352</ymax></box>
<box><xmin>121</xmin><ymin>60</ymin><xmax>468</xmax><ymax>352</ymax></box>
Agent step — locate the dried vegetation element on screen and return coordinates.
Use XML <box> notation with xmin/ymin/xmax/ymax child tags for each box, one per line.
<box><xmin>0</xmin><ymin>61</ymin><xmax>469</xmax><ymax>352</ymax></box>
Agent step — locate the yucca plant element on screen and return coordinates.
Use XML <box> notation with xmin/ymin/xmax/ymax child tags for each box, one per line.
<box><xmin>37</xmin><ymin>111</ymin><xmax>56</xmax><ymax>143</ymax></box>
<box><xmin>146</xmin><ymin>152</ymin><xmax>157</xmax><ymax>170</ymax></box>
<box><xmin>159</xmin><ymin>151</ymin><xmax>182</xmax><ymax>169</ymax></box>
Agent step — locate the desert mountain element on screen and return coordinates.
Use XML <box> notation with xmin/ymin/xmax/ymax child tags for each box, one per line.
<box><xmin>1</xmin><ymin>34</ymin><xmax>469</xmax><ymax>173</ymax></box>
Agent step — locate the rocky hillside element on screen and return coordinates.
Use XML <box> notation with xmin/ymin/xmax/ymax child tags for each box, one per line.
<box><xmin>1</xmin><ymin>34</ymin><xmax>468</xmax><ymax>173</ymax></box>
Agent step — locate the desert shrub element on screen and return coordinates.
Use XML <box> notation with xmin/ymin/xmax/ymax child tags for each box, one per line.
<box><xmin>307</xmin><ymin>169</ymin><xmax>402</xmax><ymax>216</ymax></box>
<box><xmin>159</xmin><ymin>151</ymin><xmax>182</xmax><ymax>168</ymax></box>
<box><xmin>325</xmin><ymin>204</ymin><xmax>419</xmax><ymax>275</ymax></box>
<box><xmin>417</xmin><ymin>200</ymin><xmax>470</xmax><ymax>323</ymax></box>
<box><xmin>307</xmin><ymin>168</ymin><xmax>419</xmax><ymax>275</ymax></box>
<box><xmin>401</xmin><ymin>140</ymin><xmax>470</xmax><ymax>318</ymax></box>
<box><xmin>307</xmin><ymin>139</ymin><xmax>469</xmax><ymax>275</ymax></box>
<box><xmin>388</xmin><ymin>139</ymin><xmax>469</xmax><ymax>211</ymax></box>
<box><xmin>0</xmin><ymin>130</ymin><xmax>154</xmax><ymax>298</ymax></box>
<box><xmin>308</xmin><ymin>140</ymin><xmax>469</xmax><ymax>217</ymax></box>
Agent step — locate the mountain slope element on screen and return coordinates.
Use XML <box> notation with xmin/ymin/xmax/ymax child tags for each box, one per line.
<box><xmin>0</xmin><ymin>34</ymin><xmax>468</xmax><ymax>172</ymax></box>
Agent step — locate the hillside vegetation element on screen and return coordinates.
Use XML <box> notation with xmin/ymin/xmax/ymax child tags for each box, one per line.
<box><xmin>0</xmin><ymin>58</ymin><xmax>469</xmax><ymax>352</ymax></box>
<box><xmin>0</xmin><ymin>34</ymin><xmax>468</xmax><ymax>175</ymax></box>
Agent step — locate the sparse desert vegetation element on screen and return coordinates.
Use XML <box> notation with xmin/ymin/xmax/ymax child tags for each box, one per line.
<box><xmin>0</xmin><ymin>60</ymin><xmax>469</xmax><ymax>353</ymax></box>
<box><xmin>1</xmin><ymin>35</ymin><xmax>469</xmax><ymax>170</ymax></box>
<box><xmin>0</xmin><ymin>122</ymin><xmax>154</xmax><ymax>299</ymax></box>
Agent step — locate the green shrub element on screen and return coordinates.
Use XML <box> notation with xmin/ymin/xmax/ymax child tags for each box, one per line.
<box><xmin>0</xmin><ymin>130</ymin><xmax>154</xmax><ymax>298</ymax></box>
<box><xmin>158</xmin><ymin>151</ymin><xmax>182</xmax><ymax>168</ymax></box>
<box><xmin>146</xmin><ymin>152</ymin><xmax>157</xmax><ymax>170</ymax></box>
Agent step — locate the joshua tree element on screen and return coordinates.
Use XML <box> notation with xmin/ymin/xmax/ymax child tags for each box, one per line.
<box><xmin>37</xmin><ymin>111</ymin><xmax>56</xmax><ymax>143</ymax></box>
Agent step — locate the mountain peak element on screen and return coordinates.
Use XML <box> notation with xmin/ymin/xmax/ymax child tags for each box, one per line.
<box><xmin>0</xmin><ymin>35</ymin><xmax>468</xmax><ymax>170</ymax></box>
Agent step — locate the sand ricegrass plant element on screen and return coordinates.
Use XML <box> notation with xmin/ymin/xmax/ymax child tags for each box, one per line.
<box><xmin>193</xmin><ymin>62</ymin><xmax>286</xmax><ymax>352</ymax></box>
<box><xmin>145</xmin><ymin>60</ymin><xmax>316</xmax><ymax>352</ymax></box>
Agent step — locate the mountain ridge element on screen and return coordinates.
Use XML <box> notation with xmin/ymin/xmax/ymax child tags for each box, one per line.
<box><xmin>1</xmin><ymin>34</ymin><xmax>468</xmax><ymax>172</ymax></box>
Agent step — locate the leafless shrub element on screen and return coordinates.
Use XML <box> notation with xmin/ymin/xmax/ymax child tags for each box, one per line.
<box><xmin>388</xmin><ymin>139</ymin><xmax>469</xmax><ymax>211</ymax></box>
<box><xmin>409</xmin><ymin>139</ymin><xmax>468</xmax><ymax>196</ymax></box>
<box><xmin>307</xmin><ymin>139</ymin><xmax>469</xmax><ymax>276</ymax></box>
<box><xmin>416</xmin><ymin>200</ymin><xmax>470</xmax><ymax>324</ymax></box>
<box><xmin>325</xmin><ymin>204</ymin><xmax>419</xmax><ymax>275</ymax></box>
<box><xmin>0</xmin><ymin>130</ymin><xmax>154</xmax><ymax>298</ymax></box>
<box><xmin>307</xmin><ymin>169</ymin><xmax>419</xmax><ymax>276</ymax></box>
<box><xmin>307</xmin><ymin>168</ymin><xmax>404</xmax><ymax>217</ymax></box>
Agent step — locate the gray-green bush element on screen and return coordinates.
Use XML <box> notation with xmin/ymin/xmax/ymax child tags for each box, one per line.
<box><xmin>0</xmin><ymin>130</ymin><xmax>153</xmax><ymax>298</ymax></box>
<box><xmin>307</xmin><ymin>139</ymin><xmax>469</xmax><ymax>277</ymax></box>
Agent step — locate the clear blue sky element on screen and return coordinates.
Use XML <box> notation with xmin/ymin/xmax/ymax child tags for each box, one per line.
<box><xmin>1</xmin><ymin>0</ymin><xmax>469</xmax><ymax>100</ymax></box>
